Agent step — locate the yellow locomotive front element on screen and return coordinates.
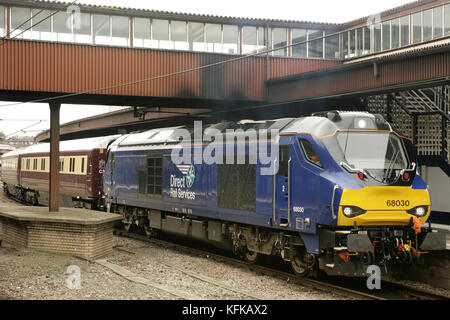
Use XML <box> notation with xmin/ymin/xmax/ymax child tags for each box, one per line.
<box><xmin>314</xmin><ymin>111</ymin><xmax>448</xmax><ymax>276</ymax></box>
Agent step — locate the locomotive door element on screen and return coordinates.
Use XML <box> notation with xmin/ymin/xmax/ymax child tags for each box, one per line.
<box><xmin>274</xmin><ymin>145</ymin><xmax>291</xmax><ymax>227</ymax></box>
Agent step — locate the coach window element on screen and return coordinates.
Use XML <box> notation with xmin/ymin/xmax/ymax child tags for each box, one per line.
<box><xmin>111</xmin><ymin>16</ymin><xmax>129</xmax><ymax>46</ymax></box>
<box><xmin>257</xmin><ymin>27</ymin><xmax>266</xmax><ymax>52</ymax></box>
<box><xmin>373</xmin><ymin>23</ymin><xmax>381</xmax><ymax>52</ymax></box>
<box><xmin>356</xmin><ymin>28</ymin><xmax>363</xmax><ymax>56</ymax></box>
<box><xmin>445</xmin><ymin>4</ymin><xmax>450</xmax><ymax>35</ymax></box>
<box><xmin>400</xmin><ymin>15</ymin><xmax>410</xmax><ymax>46</ymax></box>
<box><xmin>325</xmin><ymin>32</ymin><xmax>339</xmax><ymax>59</ymax></box>
<box><xmin>88</xmin><ymin>158</ymin><xmax>92</xmax><ymax>175</ymax></box>
<box><xmin>348</xmin><ymin>29</ymin><xmax>355</xmax><ymax>57</ymax></box>
<box><xmin>134</xmin><ymin>17</ymin><xmax>151</xmax><ymax>48</ymax></box>
<box><xmin>308</xmin><ymin>30</ymin><xmax>324</xmax><ymax>58</ymax></box>
<box><xmin>423</xmin><ymin>9</ymin><xmax>432</xmax><ymax>41</ymax></box>
<box><xmin>188</xmin><ymin>22</ymin><xmax>205</xmax><ymax>51</ymax></box>
<box><xmin>93</xmin><ymin>14</ymin><xmax>110</xmax><ymax>45</ymax></box>
<box><xmin>382</xmin><ymin>21</ymin><xmax>390</xmax><ymax>51</ymax></box>
<box><xmin>59</xmin><ymin>159</ymin><xmax>64</xmax><ymax>172</ymax></box>
<box><xmin>31</xmin><ymin>9</ymin><xmax>52</xmax><ymax>41</ymax></box>
<box><xmin>362</xmin><ymin>26</ymin><xmax>370</xmax><ymax>54</ymax></box>
<box><xmin>81</xmin><ymin>158</ymin><xmax>85</xmax><ymax>174</ymax></box>
<box><xmin>41</xmin><ymin>158</ymin><xmax>45</xmax><ymax>171</ymax></box>
<box><xmin>342</xmin><ymin>31</ymin><xmax>349</xmax><ymax>58</ymax></box>
<box><xmin>223</xmin><ymin>25</ymin><xmax>238</xmax><ymax>54</ymax></box>
<box><xmin>171</xmin><ymin>20</ymin><xmax>188</xmax><ymax>50</ymax></box>
<box><xmin>54</xmin><ymin>11</ymin><xmax>73</xmax><ymax>42</ymax></box>
<box><xmin>412</xmin><ymin>12</ymin><xmax>422</xmax><ymax>44</ymax></box>
<box><xmin>292</xmin><ymin>29</ymin><xmax>307</xmax><ymax>58</ymax></box>
<box><xmin>299</xmin><ymin>139</ymin><xmax>323</xmax><ymax>168</ymax></box>
<box><xmin>433</xmin><ymin>6</ymin><xmax>443</xmax><ymax>39</ymax></box>
<box><xmin>26</xmin><ymin>159</ymin><xmax>30</xmax><ymax>170</ymax></box>
<box><xmin>11</xmin><ymin>7</ymin><xmax>32</xmax><ymax>39</ymax></box>
<box><xmin>242</xmin><ymin>26</ymin><xmax>257</xmax><ymax>54</ymax></box>
<box><xmin>33</xmin><ymin>159</ymin><xmax>37</xmax><ymax>171</ymax></box>
<box><xmin>205</xmin><ymin>23</ymin><xmax>222</xmax><ymax>53</ymax></box>
<box><xmin>69</xmin><ymin>158</ymin><xmax>76</xmax><ymax>173</ymax></box>
<box><xmin>0</xmin><ymin>6</ymin><xmax>4</xmax><ymax>37</ymax></box>
<box><xmin>74</xmin><ymin>12</ymin><xmax>92</xmax><ymax>44</ymax></box>
<box><xmin>272</xmin><ymin>28</ymin><xmax>287</xmax><ymax>56</ymax></box>
<box><xmin>152</xmin><ymin>19</ymin><xmax>169</xmax><ymax>49</ymax></box>
<box><xmin>391</xmin><ymin>18</ymin><xmax>400</xmax><ymax>49</ymax></box>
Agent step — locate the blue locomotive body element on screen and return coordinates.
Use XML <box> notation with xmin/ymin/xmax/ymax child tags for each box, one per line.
<box><xmin>104</xmin><ymin>112</ymin><xmax>443</xmax><ymax>276</ymax></box>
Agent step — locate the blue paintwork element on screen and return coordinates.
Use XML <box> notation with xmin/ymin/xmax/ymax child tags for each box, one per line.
<box><xmin>411</xmin><ymin>171</ymin><xmax>428</xmax><ymax>190</ymax></box>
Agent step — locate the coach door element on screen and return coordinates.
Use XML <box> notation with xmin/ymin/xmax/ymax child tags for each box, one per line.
<box><xmin>274</xmin><ymin>144</ymin><xmax>291</xmax><ymax>227</ymax></box>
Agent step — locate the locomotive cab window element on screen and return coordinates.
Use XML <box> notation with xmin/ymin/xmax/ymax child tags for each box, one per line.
<box><xmin>299</xmin><ymin>139</ymin><xmax>323</xmax><ymax>168</ymax></box>
<box><xmin>278</xmin><ymin>145</ymin><xmax>289</xmax><ymax>176</ymax></box>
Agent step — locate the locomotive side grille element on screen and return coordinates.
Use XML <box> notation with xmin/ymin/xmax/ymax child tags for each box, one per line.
<box><xmin>217</xmin><ymin>162</ymin><xmax>256</xmax><ymax>212</ymax></box>
<box><xmin>146</xmin><ymin>155</ymin><xmax>163</xmax><ymax>196</ymax></box>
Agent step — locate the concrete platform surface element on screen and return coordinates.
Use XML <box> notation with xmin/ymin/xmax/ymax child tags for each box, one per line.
<box><xmin>0</xmin><ymin>205</ymin><xmax>122</xmax><ymax>225</ymax></box>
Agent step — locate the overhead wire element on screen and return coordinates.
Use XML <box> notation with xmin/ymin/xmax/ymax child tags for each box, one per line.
<box><xmin>5</xmin><ymin>120</ymin><xmax>46</xmax><ymax>137</ymax></box>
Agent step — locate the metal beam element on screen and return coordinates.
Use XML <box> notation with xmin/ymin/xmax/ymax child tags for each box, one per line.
<box><xmin>49</xmin><ymin>102</ymin><xmax>60</xmax><ymax>213</ymax></box>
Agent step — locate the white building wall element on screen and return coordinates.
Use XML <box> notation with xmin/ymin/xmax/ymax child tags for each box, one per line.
<box><xmin>420</xmin><ymin>166</ymin><xmax>450</xmax><ymax>213</ymax></box>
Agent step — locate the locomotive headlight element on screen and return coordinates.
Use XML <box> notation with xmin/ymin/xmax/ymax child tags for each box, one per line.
<box><xmin>357</xmin><ymin>119</ymin><xmax>367</xmax><ymax>128</ymax></box>
<box><xmin>342</xmin><ymin>206</ymin><xmax>366</xmax><ymax>218</ymax></box>
<box><xmin>343</xmin><ymin>207</ymin><xmax>353</xmax><ymax>216</ymax></box>
<box><xmin>407</xmin><ymin>206</ymin><xmax>428</xmax><ymax>217</ymax></box>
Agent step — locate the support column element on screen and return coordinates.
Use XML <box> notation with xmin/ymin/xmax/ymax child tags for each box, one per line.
<box><xmin>49</xmin><ymin>102</ymin><xmax>61</xmax><ymax>213</ymax></box>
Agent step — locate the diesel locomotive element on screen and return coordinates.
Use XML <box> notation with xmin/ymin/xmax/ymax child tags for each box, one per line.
<box><xmin>2</xmin><ymin>111</ymin><xmax>448</xmax><ymax>277</ymax></box>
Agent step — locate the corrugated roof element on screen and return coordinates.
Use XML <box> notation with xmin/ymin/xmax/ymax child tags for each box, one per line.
<box><xmin>1</xmin><ymin>0</ymin><xmax>443</xmax><ymax>30</ymax></box>
<box><xmin>266</xmin><ymin>39</ymin><xmax>450</xmax><ymax>84</ymax></box>
<box><xmin>345</xmin><ymin>36</ymin><xmax>450</xmax><ymax>64</ymax></box>
<box><xmin>0</xmin><ymin>0</ymin><xmax>339</xmax><ymax>28</ymax></box>
<box><xmin>341</xmin><ymin>0</ymin><xmax>444</xmax><ymax>28</ymax></box>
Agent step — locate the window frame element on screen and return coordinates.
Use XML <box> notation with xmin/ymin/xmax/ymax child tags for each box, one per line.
<box><xmin>298</xmin><ymin>138</ymin><xmax>324</xmax><ymax>169</ymax></box>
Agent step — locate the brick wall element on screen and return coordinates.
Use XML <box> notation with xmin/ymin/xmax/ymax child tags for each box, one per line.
<box><xmin>0</xmin><ymin>217</ymin><xmax>116</xmax><ymax>260</ymax></box>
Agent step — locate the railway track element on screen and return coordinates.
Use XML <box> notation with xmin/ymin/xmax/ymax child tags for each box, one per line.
<box><xmin>113</xmin><ymin>228</ymin><xmax>384</xmax><ymax>300</ymax></box>
<box><xmin>113</xmin><ymin>228</ymin><xmax>449</xmax><ymax>300</ymax></box>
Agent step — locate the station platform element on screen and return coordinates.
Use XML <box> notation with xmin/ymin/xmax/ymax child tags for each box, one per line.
<box><xmin>0</xmin><ymin>205</ymin><xmax>122</xmax><ymax>260</ymax></box>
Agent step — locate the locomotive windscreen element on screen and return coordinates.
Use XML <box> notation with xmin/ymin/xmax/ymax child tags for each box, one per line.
<box><xmin>336</xmin><ymin>132</ymin><xmax>409</xmax><ymax>170</ymax></box>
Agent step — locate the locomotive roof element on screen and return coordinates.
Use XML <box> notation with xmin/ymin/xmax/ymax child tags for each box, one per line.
<box><xmin>282</xmin><ymin>111</ymin><xmax>391</xmax><ymax>136</ymax></box>
<box><xmin>116</xmin><ymin>111</ymin><xmax>391</xmax><ymax>148</ymax></box>
<box><xmin>2</xmin><ymin>135</ymin><xmax>121</xmax><ymax>158</ymax></box>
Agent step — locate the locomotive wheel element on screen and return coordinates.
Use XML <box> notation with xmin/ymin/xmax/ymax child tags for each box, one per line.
<box><xmin>244</xmin><ymin>250</ymin><xmax>260</xmax><ymax>264</ymax></box>
<box><xmin>290</xmin><ymin>256</ymin><xmax>309</xmax><ymax>277</ymax></box>
<box><xmin>144</xmin><ymin>225</ymin><xmax>153</xmax><ymax>238</ymax></box>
